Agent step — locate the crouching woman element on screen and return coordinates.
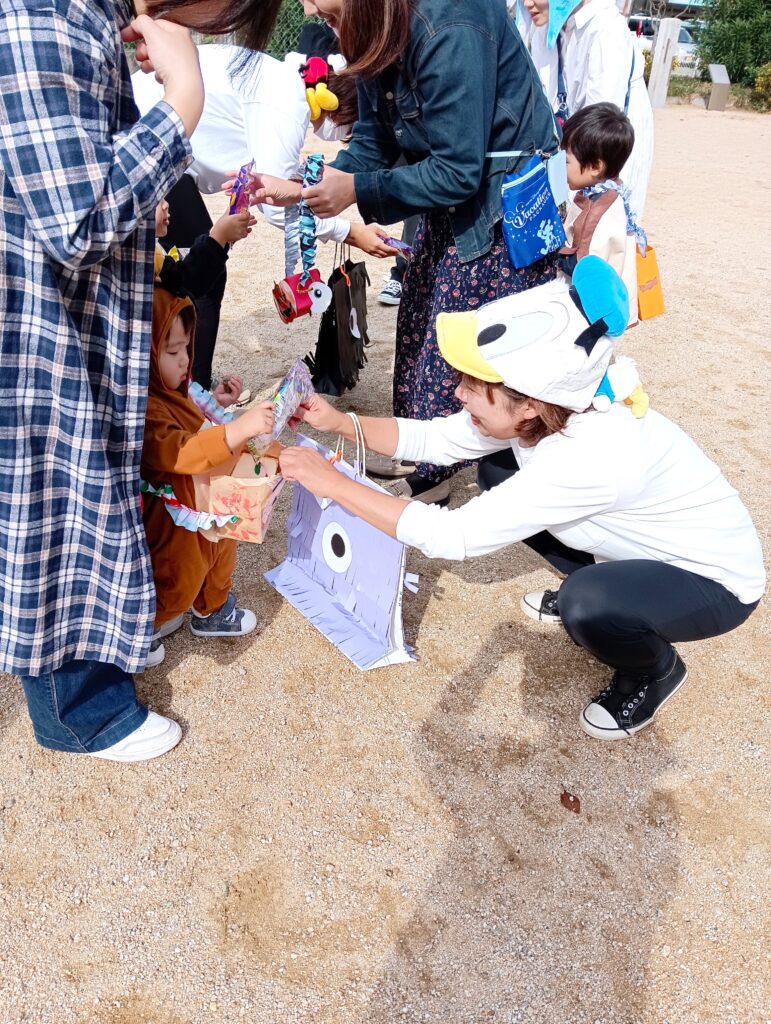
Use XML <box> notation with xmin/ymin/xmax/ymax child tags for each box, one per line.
<box><xmin>280</xmin><ymin>258</ymin><xmax>764</xmax><ymax>740</ymax></box>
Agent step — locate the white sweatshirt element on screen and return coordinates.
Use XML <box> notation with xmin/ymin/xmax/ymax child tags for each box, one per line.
<box><xmin>131</xmin><ymin>45</ymin><xmax>351</xmax><ymax>244</ymax></box>
<box><xmin>393</xmin><ymin>405</ymin><xmax>765</xmax><ymax>604</ymax></box>
<box><xmin>526</xmin><ymin>0</ymin><xmax>654</xmax><ymax>220</ymax></box>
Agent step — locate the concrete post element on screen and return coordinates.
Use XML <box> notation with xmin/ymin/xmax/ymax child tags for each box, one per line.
<box><xmin>647</xmin><ymin>18</ymin><xmax>681</xmax><ymax>108</ymax></box>
<box><xmin>707</xmin><ymin>64</ymin><xmax>731</xmax><ymax>111</ymax></box>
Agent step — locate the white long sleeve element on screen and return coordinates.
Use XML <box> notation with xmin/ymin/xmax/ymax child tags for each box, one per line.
<box><xmin>392</xmin><ymin>407</ymin><xmax>765</xmax><ymax>604</ymax></box>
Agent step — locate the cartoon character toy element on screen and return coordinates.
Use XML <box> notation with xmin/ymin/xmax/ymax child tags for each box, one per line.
<box><xmin>300</xmin><ymin>57</ymin><xmax>339</xmax><ymax>121</ymax></box>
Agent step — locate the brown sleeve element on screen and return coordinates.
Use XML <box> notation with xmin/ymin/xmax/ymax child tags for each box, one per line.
<box><xmin>143</xmin><ymin>407</ymin><xmax>233</xmax><ymax>476</ymax></box>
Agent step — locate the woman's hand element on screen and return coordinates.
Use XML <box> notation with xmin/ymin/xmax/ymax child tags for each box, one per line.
<box><xmin>346</xmin><ymin>223</ymin><xmax>400</xmax><ymax>258</ymax></box>
<box><xmin>122</xmin><ymin>16</ymin><xmax>203</xmax><ymax>137</ymax></box>
<box><xmin>302</xmin><ymin>167</ymin><xmax>356</xmax><ymax>218</ymax></box>
<box><xmin>220</xmin><ymin>171</ymin><xmax>302</xmax><ymax>207</ymax></box>
<box><xmin>279</xmin><ymin>447</ymin><xmax>342</xmax><ymax>498</ymax></box>
<box><xmin>286</xmin><ymin>394</ymin><xmax>348</xmax><ymax>434</ymax></box>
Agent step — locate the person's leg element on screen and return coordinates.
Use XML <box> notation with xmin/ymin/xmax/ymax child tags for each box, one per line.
<box><xmin>192</xmin><ymin>539</ymin><xmax>238</xmax><ymax>618</ymax></box>
<box><xmin>19</xmin><ymin>660</ymin><xmax>147</xmax><ymax>753</ymax></box>
<box><xmin>477</xmin><ymin>449</ymin><xmax>595</xmax><ymax>586</ymax></box>
<box><xmin>164</xmin><ymin>175</ymin><xmax>224</xmax><ymax>390</ymax></box>
<box><xmin>556</xmin><ymin>560</ymin><xmax>759</xmax><ymax>738</ymax></box>
<box><xmin>189</xmin><ymin>540</ymin><xmax>256</xmax><ymax>637</ymax></box>
<box><xmin>190</xmin><ymin>268</ymin><xmax>226</xmax><ymax>390</ymax></box>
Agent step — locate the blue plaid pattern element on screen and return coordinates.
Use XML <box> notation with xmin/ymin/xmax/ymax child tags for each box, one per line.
<box><xmin>0</xmin><ymin>0</ymin><xmax>192</xmax><ymax>674</ymax></box>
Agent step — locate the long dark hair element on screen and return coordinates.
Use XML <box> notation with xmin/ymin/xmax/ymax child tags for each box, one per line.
<box><xmin>142</xmin><ymin>0</ymin><xmax>284</xmax><ymax>52</ymax></box>
<box><xmin>337</xmin><ymin>0</ymin><xmax>413</xmax><ymax>78</ymax></box>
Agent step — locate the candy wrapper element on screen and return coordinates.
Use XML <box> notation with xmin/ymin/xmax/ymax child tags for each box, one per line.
<box><xmin>251</xmin><ymin>358</ymin><xmax>315</xmax><ymax>454</ymax></box>
<box><xmin>377</xmin><ymin>235</ymin><xmax>414</xmax><ymax>258</ymax></box>
<box><xmin>228</xmin><ymin>159</ymin><xmax>254</xmax><ymax>216</ymax></box>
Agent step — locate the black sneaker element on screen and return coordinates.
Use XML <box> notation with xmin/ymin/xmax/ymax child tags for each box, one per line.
<box><xmin>520</xmin><ymin>588</ymin><xmax>561</xmax><ymax>625</ymax></box>
<box><xmin>389</xmin><ymin>472</ymin><xmax>450</xmax><ymax>507</ymax></box>
<box><xmin>580</xmin><ymin>653</ymin><xmax>688</xmax><ymax>740</ymax></box>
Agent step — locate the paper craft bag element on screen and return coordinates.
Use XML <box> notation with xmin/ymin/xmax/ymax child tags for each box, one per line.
<box><xmin>636</xmin><ymin>245</ymin><xmax>665</xmax><ymax>320</ymax></box>
<box><xmin>264</xmin><ymin>435</ymin><xmax>416</xmax><ymax>670</ymax></box>
<box><xmin>194</xmin><ymin>442</ymin><xmax>285</xmax><ymax>544</ymax></box>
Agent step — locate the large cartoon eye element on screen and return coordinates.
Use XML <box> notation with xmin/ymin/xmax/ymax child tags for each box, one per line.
<box><xmin>322</xmin><ymin>521</ymin><xmax>352</xmax><ymax>573</ymax></box>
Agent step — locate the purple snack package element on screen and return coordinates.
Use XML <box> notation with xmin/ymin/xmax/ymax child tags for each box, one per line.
<box><xmin>228</xmin><ymin>159</ymin><xmax>254</xmax><ymax>216</ymax></box>
<box><xmin>377</xmin><ymin>234</ymin><xmax>414</xmax><ymax>258</ymax></box>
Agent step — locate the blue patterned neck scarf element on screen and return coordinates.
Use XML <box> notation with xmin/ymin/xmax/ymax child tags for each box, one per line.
<box><xmin>580</xmin><ymin>179</ymin><xmax>647</xmax><ymax>256</ymax></box>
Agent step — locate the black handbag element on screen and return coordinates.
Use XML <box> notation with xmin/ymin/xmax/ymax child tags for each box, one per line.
<box><xmin>305</xmin><ymin>249</ymin><xmax>371</xmax><ymax>396</ymax></box>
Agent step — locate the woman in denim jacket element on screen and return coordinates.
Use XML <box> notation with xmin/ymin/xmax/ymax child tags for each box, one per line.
<box><xmin>299</xmin><ymin>0</ymin><xmax>561</xmax><ymax>503</ymax></box>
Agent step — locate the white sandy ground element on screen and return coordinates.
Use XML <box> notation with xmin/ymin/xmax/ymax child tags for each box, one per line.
<box><xmin>0</xmin><ymin>105</ymin><xmax>769</xmax><ymax>1024</ymax></box>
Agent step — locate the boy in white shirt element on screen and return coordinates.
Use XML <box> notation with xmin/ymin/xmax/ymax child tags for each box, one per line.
<box><xmin>559</xmin><ymin>102</ymin><xmax>644</xmax><ymax>327</ymax></box>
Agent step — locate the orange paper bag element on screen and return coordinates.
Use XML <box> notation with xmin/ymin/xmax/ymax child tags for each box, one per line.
<box><xmin>636</xmin><ymin>245</ymin><xmax>665</xmax><ymax>320</ymax></box>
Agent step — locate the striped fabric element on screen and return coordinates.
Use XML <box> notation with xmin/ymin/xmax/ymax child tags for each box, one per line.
<box><xmin>0</xmin><ymin>0</ymin><xmax>192</xmax><ymax>674</ymax></box>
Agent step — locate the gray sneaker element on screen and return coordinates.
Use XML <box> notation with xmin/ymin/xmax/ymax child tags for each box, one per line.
<box><xmin>190</xmin><ymin>592</ymin><xmax>257</xmax><ymax>638</ymax></box>
<box><xmin>378</xmin><ymin>277</ymin><xmax>402</xmax><ymax>306</ymax></box>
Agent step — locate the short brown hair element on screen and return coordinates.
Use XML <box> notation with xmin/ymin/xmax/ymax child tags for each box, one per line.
<box><xmin>460</xmin><ymin>375</ymin><xmax>574</xmax><ymax>446</ymax></box>
<box><xmin>338</xmin><ymin>0</ymin><xmax>413</xmax><ymax>78</ymax></box>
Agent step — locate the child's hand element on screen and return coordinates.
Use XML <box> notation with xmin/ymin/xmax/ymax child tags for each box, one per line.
<box><xmin>210</xmin><ymin>210</ymin><xmax>255</xmax><ymax>248</ymax></box>
<box><xmin>287</xmin><ymin>394</ymin><xmax>346</xmax><ymax>434</ymax></box>
<box><xmin>212</xmin><ymin>375</ymin><xmax>243</xmax><ymax>408</ymax></box>
<box><xmin>224</xmin><ymin>400</ymin><xmax>274</xmax><ymax>453</ymax></box>
<box><xmin>239</xmin><ymin>400</ymin><xmax>275</xmax><ymax>438</ymax></box>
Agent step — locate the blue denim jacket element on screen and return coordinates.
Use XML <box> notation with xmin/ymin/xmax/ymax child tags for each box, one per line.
<box><xmin>332</xmin><ymin>0</ymin><xmax>559</xmax><ymax>263</ymax></box>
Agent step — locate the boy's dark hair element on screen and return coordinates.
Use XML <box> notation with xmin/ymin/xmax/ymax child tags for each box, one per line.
<box><xmin>561</xmin><ymin>103</ymin><xmax>635</xmax><ymax>180</ymax></box>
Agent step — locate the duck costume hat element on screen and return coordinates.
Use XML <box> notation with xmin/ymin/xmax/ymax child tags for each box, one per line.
<box><xmin>436</xmin><ymin>256</ymin><xmax>629</xmax><ymax>413</ymax></box>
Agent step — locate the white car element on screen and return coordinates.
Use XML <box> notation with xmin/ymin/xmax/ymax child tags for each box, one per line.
<box><xmin>627</xmin><ymin>17</ymin><xmax>701</xmax><ymax>76</ymax></box>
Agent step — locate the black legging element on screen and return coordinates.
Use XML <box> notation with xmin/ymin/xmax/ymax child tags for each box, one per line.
<box><xmin>165</xmin><ymin>174</ymin><xmax>226</xmax><ymax>389</ymax></box>
<box><xmin>478</xmin><ymin>452</ymin><xmax>759</xmax><ymax>675</ymax></box>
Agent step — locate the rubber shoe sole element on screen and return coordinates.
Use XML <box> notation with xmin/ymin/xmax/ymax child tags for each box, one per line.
<box><xmin>579</xmin><ymin>668</ymin><xmax>688</xmax><ymax>741</ymax></box>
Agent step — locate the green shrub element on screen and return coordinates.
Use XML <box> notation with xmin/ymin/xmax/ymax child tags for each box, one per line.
<box><xmin>753</xmin><ymin>61</ymin><xmax>771</xmax><ymax>108</ymax></box>
<box><xmin>698</xmin><ymin>0</ymin><xmax>771</xmax><ymax>87</ymax></box>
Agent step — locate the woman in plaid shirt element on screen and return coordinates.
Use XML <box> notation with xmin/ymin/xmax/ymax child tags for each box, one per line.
<box><xmin>0</xmin><ymin>0</ymin><xmax>280</xmax><ymax>762</ymax></box>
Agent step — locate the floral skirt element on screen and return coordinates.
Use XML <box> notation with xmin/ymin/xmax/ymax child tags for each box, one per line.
<box><xmin>393</xmin><ymin>213</ymin><xmax>557</xmax><ymax>483</ymax></box>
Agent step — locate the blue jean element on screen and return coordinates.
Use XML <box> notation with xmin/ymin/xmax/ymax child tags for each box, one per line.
<box><xmin>19</xmin><ymin>660</ymin><xmax>148</xmax><ymax>753</ymax></box>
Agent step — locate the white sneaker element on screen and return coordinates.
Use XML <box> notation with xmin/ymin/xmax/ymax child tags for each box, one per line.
<box><xmin>145</xmin><ymin>638</ymin><xmax>166</xmax><ymax>669</ymax></box>
<box><xmin>142</xmin><ymin>613</ymin><xmax>186</xmax><ymax>671</ymax></box>
<box><xmin>87</xmin><ymin>711</ymin><xmax>182</xmax><ymax>762</ymax></box>
<box><xmin>520</xmin><ymin>589</ymin><xmax>562</xmax><ymax>625</ymax></box>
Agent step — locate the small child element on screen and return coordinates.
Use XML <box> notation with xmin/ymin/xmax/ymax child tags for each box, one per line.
<box><xmin>558</xmin><ymin>102</ymin><xmax>645</xmax><ymax>326</ymax></box>
<box><xmin>140</xmin><ymin>286</ymin><xmax>275</xmax><ymax>668</ymax></box>
<box><xmin>154</xmin><ymin>198</ymin><xmax>255</xmax><ymax>392</ymax></box>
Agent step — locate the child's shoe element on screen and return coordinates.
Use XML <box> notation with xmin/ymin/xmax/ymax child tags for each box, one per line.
<box><xmin>144</xmin><ymin>613</ymin><xmax>187</xmax><ymax>670</ymax></box>
<box><xmin>87</xmin><ymin>711</ymin><xmax>182</xmax><ymax>762</ymax></box>
<box><xmin>190</xmin><ymin>592</ymin><xmax>257</xmax><ymax>637</ymax></box>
